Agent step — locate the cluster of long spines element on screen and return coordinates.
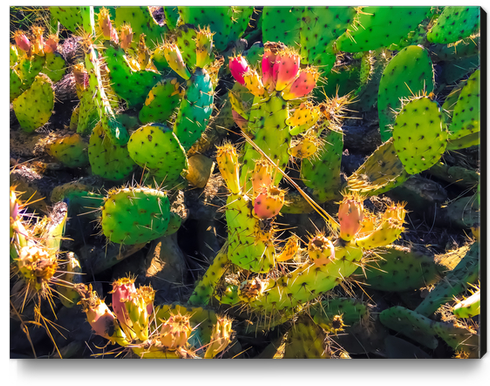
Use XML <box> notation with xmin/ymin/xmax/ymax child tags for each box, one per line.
<box><xmin>100</xmin><ymin>186</ymin><xmax>171</xmax><ymax>245</ymax></box>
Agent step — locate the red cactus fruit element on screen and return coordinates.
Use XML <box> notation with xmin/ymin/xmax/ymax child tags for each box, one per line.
<box><xmin>282</xmin><ymin>67</ymin><xmax>320</xmax><ymax>100</ymax></box>
<box><xmin>308</xmin><ymin>234</ymin><xmax>335</xmax><ymax>267</ymax></box>
<box><xmin>261</xmin><ymin>48</ymin><xmax>277</xmax><ymax>90</ymax></box>
<box><xmin>338</xmin><ymin>193</ymin><xmax>364</xmax><ymax>242</ymax></box>
<box><xmin>253</xmin><ymin>186</ymin><xmax>285</xmax><ymax>219</ymax></box>
<box><xmin>272</xmin><ymin>48</ymin><xmax>301</xmax><ymax>91</ymax></box>
<box><xmin>14</xmin><ymin>31</ymin><xmax>31</xmax><ymax>53</ymax></box>
<box><xmin>229</xmin><ymin>55</ymin><xmax>250</xmax><ymax>85</ymax></box>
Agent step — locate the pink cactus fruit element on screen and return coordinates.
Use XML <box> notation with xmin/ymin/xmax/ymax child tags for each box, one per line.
<box><xmin>272</xmin><ymin>48</ymin><xmax>301</xmax><ymax>91</ymax></box>
<box><xmin>253</xmin><ymin>186</ymin><xmax>286</xmax><ymax>219</ymax></box>
<box><xmin>120</xmin><ymin>24</ymin><xmax>133</xmax><ymax>50</ymax></box>
<box><xmin>243</xmin><ymin>68</ymin><xmax>265</xmax><ymax>97</ymax></box>
<box><xmin>261</xmin><ymin>46</ymin><xmax>278</xmax><ymax>90</ymax></box>
<box><xmin>111</xmin><ymin>277</ymin><xmax>137</xmax><ymax>329</ymax></box>
<box><xmin>250</xmin><ymin>159</ymin><xmax>274</xmax><ymax>195</ymax></box>
<box><xmin>308</xmin><ymin>234</ymin><xmax>335</xmax><ymax>267</ymax></box>
<box><xmin>14</xmin><ymin>31</ymin><xmax>31</xmax><ymax>53</ymax></box>
<box><xmin>282</xmin><ymin>66</ymin><xmax>320</xmax><ymax>100</ymax></box>
<box><xmin>229</xmin><ymin>55</ymin><xmax>250</xmax><ymax>85</ymax></box>
<box><xmin>338</xmin><ymin>193</ymin><xmax>364</xmax><ymax>242</ymax></box>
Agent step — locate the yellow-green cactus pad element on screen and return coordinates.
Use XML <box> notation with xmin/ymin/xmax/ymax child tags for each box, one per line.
<box><xmin>392</xmin><ymin>96</ymin><xmax>448</xmax><ymax>175</ymax></box>
<box><xmin>139</xmin><ymin>78</ymin><xmax>183</xmax><ymax>125</ymax></box>
<box><xmin>13</xmin><ymin>74</ymin><xmax>54</xmax><ymax>133</ymax></box>
<box><xmin>47</xmin><ymin>133</ymin><xmax>89</xmax><ymax>168</ymax></box>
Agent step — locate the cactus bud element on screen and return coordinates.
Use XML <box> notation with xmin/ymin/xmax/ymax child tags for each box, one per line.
<box><xmin>216</xmin><ymin>143</ymin><xmax>241</xmax><ymax>195</ymax></box>
<box><xmin>195</xmin><ymin>27</ymin><xmax>214</xmax><ymax>68</ymax></box>
<box><xmin>97</xmin><ymin>7</ymin><xmax>114</xmax><ymax>40</ymax></box>
<box><xmin>14</xmin><ymin>31</ymin><xmax>31</xmax><ymax>53</ymax></box>
<box><xmin>253</xmin><ymin>186</ymin><xmax>286</xmax><ymax>219</ymax></box>
<box><xmin>159</xmin><ymin>312</ymin><xmax>192</xmax><ymax>349</ymax></box>
<box><xmin>73</xmin><ymin>63</ymin><xmax>89</xmax><ymax>90</ymax></box>
<box><xmin>251</xmin><ymin>159</ymin><xmax>274</xmax><ymax>194</ymax></box>
<box><xmin>31</xmin><ymin>26</ymin><xmax>45</xmax><ymax>56</ymax></box>
<box><xmin>338</xmin><ymin>193</ymin><xmax>364</xmax><ymax>242</ymax></box>
<box><xmin>120</xmin><ymin>24</ymin><xmax>133</xmax><ymax>50</ymax></box>
<box><xmin>272</xmin><ymin>48</ymin><xmax>301</xmax><ymax>91</ymax></box>
<box><xmin>229</xmin><ymin>55</ymin><xmax>249</xmax><ymax>85</ymax></box>
<box><xmin>243</xmin><ymin>68</ymin><xmax>265</xmax><ymax>97</ymax></box>
<box><xmin>163</xmin><ymin>43</ymin><xmax>191</xmax><ymax>80</ymax></box>
<box><xmin>308</xmin><ymin>234</ymin><xmax>335</xmax><ymax>267</ymax></box>
<box><xmin>111</xmin><ymin>277</ymin><xmax>137</xmax><ymax>333</ymax></box>
<box><xmin>276</xmin><ymin>234</ymin><xmax>301</xmax><ymax>262</ymax></box>
<box><xmin>282</xmin><ymin>67</ymin><xmax>320</xmax><ymax>100</ymax></box>
<box><xmin>204</xmin><ymin>316</ymin><xmax>233</xmax><ymax>358</ymax></box>
<box><xmin>43</xmin><ymin>35</ymin><xmax>58</xmax><ymax>54</ymax></box>
<box><xmin>17</xmin><ymin>245</ymin><xmax>58</xmax><ymax>292</ymax></box>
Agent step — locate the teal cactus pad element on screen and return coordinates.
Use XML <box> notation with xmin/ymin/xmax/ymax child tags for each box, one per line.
<box><xmin>10</xmin><ymin>68</ymin><xmax>23</xmax><ymax>102</ymax></box>
<box><xmin>439</xmin><ymin>54</ymin><xmax>479</xmax><ymax>87</ymax></box>
<box><xmin>47</xmin><ymin>134</ymin><xmax>89</xmax><ymax>168</ymax></box>
<box><xmin>88</xmin><ymin>122</ymin><xmax>135</xmax><ymax>181</ymax></box>
<box><xmin>427</xmin><ymin>6</ymin><xmax>480</xmax><ymax>44</ymax></box>
<box><xmin>300</xmin><ymin>7</ymin><xmax>355</xmax><ymax>69</ymax></box>
<box><xmin>114</xmin><ymin>6</ymin><xmax>167</xmax><ymax>50</ymax></box>
<box><xmin>262</xmin><ymin>7</ymin><xmax>302</xmax><ymax>47</ymax></box>
<box><xmin>50</xmin><ymin>6</ymin><xmax>95</xmax><ymax>35</ymax></box>
<box><xmin>13</xmin><ymin>74</ymin><xmax>54</xmax><ymax>133</ymax></box>
<box><xmin>378</xmin><ymin>45</ymin><xmax>434</xmax><ymax>142</ymax></box>
<box><xmin>336</xmin><ymin>7</ymin><xmax>431</xmax><ymax>53</ymax></box>
<box><xmin>448</xmin><ymin>69</ymin><xmax>480</xmax><ymax>141</ymax></box>
<box><xmin>104</xmin><ymin>44</ymin><xmax>161</xmax><ymax>108</ymax></box>
<box><xmin>139</xmin><ymin>77</ymin><xmax>183</xmax><ymax>125</ymax></box>
<box><xmin>347</xmin><ymin>139</ymin><xmax>409</xmax><ymax>196</ymax></box>
<box><xmin>101</xmin><ymin>187</ymin><xmax>171</xmax><ymax>245</ymax></box>
<box><xmin>127</xmin><ymin>123</ymin><xmax>188</xmax><ymax>187</ymax></box>
<box><xmin>42</xmin><ymin>52</ymin><xmax>66</xmax><ymax>83</ymax></box>
<box><xmin>392</xmin><ymin>96</ymin><xmax>448</xmax><ymax>175</ymax></box>
<box><xmin>355</xmin><ymin>244</ymin><xmax>443</xmax><ymax>292</ymax></box>
<box><xmin>174</xmin><ymin>68</ymin><xmax>214</xmax><ymax>151</ymax></box>
<box><xmin>300</xmin><ymin>127</ymin><xmax>343</xmax><ymax>203</ymax></box>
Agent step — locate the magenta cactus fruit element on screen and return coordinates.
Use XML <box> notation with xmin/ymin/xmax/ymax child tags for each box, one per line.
<box><xmin>111</xmin><ymin>277</ymin><xmax>137</xmax><ymax>329</ymax></box>
<box><xmin>338</xmin><ymin>192</ymin><xmax>364</xmax><ymax>242</ymax></box>
<box><xmin>261</xmin><ymin>46</ymin><xmax>277</xmax><ymax>90</ymax></box>
<box><xmin>253</xmin><ymin>186</ymin><xmax>286</xmax><ymax>219</ymax></box>
<box><xmin>282</xmin><ymin>66</ymin><xmax>320</xmax><ymax>100</ymax></box>
<box><xmin>272</xmin><ymin>48</ymin><xmax>301</xmax><ymax>91</ymax></box>
<box><xmin>229</xmin><ymin>55</ymin><xmax>250</xmax><ymax>85</ymax></box>
<box><xmin>308</xmin><ymin>234</ymin><xmax>335</xmax><ymax>267</ymax></box>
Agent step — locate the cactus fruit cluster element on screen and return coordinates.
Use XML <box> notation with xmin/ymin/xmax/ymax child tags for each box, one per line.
<box><xmin>10</xmin><ymin>6</ymin><xmax>482</xmax><ymax>360</ymax></box>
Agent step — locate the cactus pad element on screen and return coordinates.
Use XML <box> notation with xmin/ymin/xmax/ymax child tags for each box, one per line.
<box><xmin>47</xmin><ymin>133</ymin><xmax>89</xmax><ymax>168</ymax></box>
<box><xmin>139</xmin><ymin>78</ymin><xmax>183</xmax><ymax>125</ymax></box>
<box><xmin>427</xmin><ymin>6</ymin><xmax>480</xmax><ymax>44</ymax></box>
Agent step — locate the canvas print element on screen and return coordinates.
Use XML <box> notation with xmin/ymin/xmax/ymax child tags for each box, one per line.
<box><xmin>9</xmin><ymin>6</ymin><xmax>482</xmax><ymax>359</ymax></box>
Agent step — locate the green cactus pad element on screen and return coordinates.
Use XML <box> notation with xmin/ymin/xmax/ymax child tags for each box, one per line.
<box><xmin>415</xmin><ymin>242</ymin><xmax>480</xmax><ymax>317</ymax></box>
<box><xmin>300</xmin><ymin>7</ymin><xmax>355</xmax><ymax>69</ymax></box>
<box><xmin>50</xmin><ymin>6</ymin><xmax>95</xmax><ymax>35</ymax></box>
<box><xmin>347</xmin><ymin>139</ymin><xmax>409</xmax><ymax>196</ymax></box>
<box><xmin>378</xmin><ymin>45</ymin><xmax>435</xmax><ymax>142</ymax></box>
<box><xmin>150</xmin><ymin>46</ymin><xmax>169</xmax><ymax>72</ymax></box>
<box><xmin>104</xmin><ymin>44</ymin><xmax>161</xmax><ymax>108</ymax></box>
<box><xmin>76</xmin><ymin>89</ymin><xmax>100</xmax><ymax>136</ymax></box>
<box><xmin>430</xmin><ymin>36</ymin><xmax>480</xmax><ymax>62</ymax></box>
<box><xmin>42</xmin><ymin>52</ymin><xmax>66</xmax><ymax>83</ymax></box>
<box><xmin>174</xmin><ymin>68</ymin><xmax>214</xmax><ymax>151</ymax></box>
<box><xmin>172</xmin><ymin>24</ymin><xmax>197</xmax><ymax>69</ymax></box>
<box><xmin>226</xmin><ymin>193</ymin><xmax>275</xmax><ymax>274</ymax></box>
<box><xmin>355</xmin><ymin>244</ymin><xmax>443</xmax><ymax>292</ymax></box>
<box><xmin>88</xmin><ymin>122</ymin><xmax>135</xmax><ymax>181</ymax></box>
<box><xmin>101</xmin><ymin>187</ymin><xmax>171</xmax><ymax>245</ymax></box>
<box><xmin>127</xmin><ymin>123</ymin><xmax>188</xmax><ymax>187</ymax></box>
<box><xmin>283</xmin><ymin>317</ymin><xmax>329</xmax><ymax>358</ymax></box>
<box><xmin>336</xmin><ymin>7</ymin><xmax>431</xmax><ymax>53</ymax></box>
<box><xmin>13</xmin><ymin>74</ymin><xmax>54</xmax><ymax>133</ymax></box>
<box><xmin>379</xmin><ymin>306</ymin><xmax>439</xmax><ymax>349</ymax></box>
<box><xmin>427</xmin><ymin>6</ymin><xmax>480</xmax><ymax>44</ymax></box>
<box><xmin>114</xmin><ymin>6</ymin><xmax>167</xmax><ymax>50</ymax></box>
<box><xmin>10</xmin><ymin>68</ymin><xmax>23</xmax><ymax>102</ymax></box>
<box><xmin>139</xmin><ymin>78</ymin><xmax>183</xmax><ymax>125</ymax></box>
<box><xmin>439</xmin><ymin>54</ymin><xmax>480</xmax><ymax>87</ymax></box>
<box><xmin>47</xmin><ymin>133</ymin><xmax>89</xmax><ymax>168</ymax></box>
<box><xmin>311</xmin><ymin>297</ymin><xmax>369</xmax><ymax>327</ymax></box>
<box><xmin>447</xmin><ymin>69</ymin><xmax>480</xmax><ymax>141</ymax></box>
<box><xmin>10</xmin><ymin>44</ymin><xmax>18</xmax><ymax>67</ymax></box>
<box><xmin>163</xmin><ymin>7</ymin><xmax>180</xmax><ymax>29</ymax></box>
<box><xmin>392</xmin><ymin>96</ymin><xmax>448</xmax><ymax>175</ymax></box>
<box><xmin>262</xmin><ymin>7</ymin><xmax>302</xmax><ymax>47</ymax></box>
<box><xmin>300</xmin><ymin>127</ymin><xmax>343</xmax><ymax>203</ymax></box>
<box><xmin>19</xmin><ymin>54</ymin><xmax>45</xmax><ymax>90</ymax></box>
